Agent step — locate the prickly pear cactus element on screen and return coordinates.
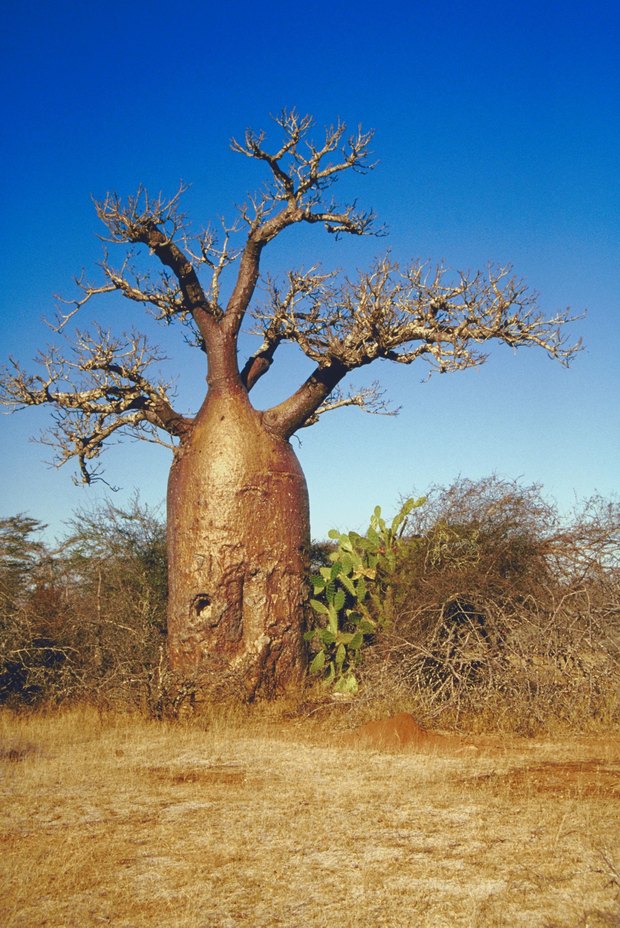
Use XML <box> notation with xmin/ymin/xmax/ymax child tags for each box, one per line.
<box><xmin>305</xmin><ymin>497</ymin><xmax>425</xmax><ymax>693</ymax></box>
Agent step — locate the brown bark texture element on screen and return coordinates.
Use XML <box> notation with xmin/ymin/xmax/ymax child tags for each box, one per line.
<box><xmin>166</xmin><ymin>389</ymin><xmax>310</xmax><ymax>698</ymax></box>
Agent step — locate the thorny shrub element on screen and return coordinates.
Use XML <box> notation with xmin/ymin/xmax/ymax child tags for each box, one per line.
<box><xmin>363</xmin><ymin>477</ymin><xmax>620</xmax><ymax>732</ymax></box>
<box><xmin>0</xmin><ymin>498</ymin><xmax>185</xmax><ymax>713</ymax></box>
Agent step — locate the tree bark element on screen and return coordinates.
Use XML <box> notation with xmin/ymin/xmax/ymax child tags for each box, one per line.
<box><xmin>166</xmin><ymin>387</ymin><xmax>310</xmax><ymax>698</ymax></box>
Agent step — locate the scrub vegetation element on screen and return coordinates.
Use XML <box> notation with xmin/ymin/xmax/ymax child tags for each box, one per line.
<box><xmin>1</xmin><ymin>477</ymin><xmax>618</xmax><ymax>734</ymax></box>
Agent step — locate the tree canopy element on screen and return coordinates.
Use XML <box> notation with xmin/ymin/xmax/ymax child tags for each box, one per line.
<box><xmin>0</xmin><ymin>110</ymin><xmax>580</xmax><ymax>484</ymax></box>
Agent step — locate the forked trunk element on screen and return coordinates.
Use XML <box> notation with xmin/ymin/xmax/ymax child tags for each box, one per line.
<box><xmin>166</xmin><ymin>388</ymin><xmax>310</xmax><ymax>698</ymax></box>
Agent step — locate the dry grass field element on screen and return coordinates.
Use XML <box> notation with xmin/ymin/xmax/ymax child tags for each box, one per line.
<box><xmin>1</xmin><ymin>706</ymin><xmax>619</xmax><ymax>928</ymax></box>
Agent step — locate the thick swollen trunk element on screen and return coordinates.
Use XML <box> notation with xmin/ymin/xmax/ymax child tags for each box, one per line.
<box><xmin>166</xmin><ymin>389</ymin><xmax>310</xmax><ymax>698</ymax></box>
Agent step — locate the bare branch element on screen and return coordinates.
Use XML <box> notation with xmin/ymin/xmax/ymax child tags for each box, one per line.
<box><xmin>301</xmin><ymin>382</ymin><xmax>400</xmax><ymax>427</ymax></box>
<box><xmin>182</xmin><ymin>218</ymin><xmax>242</xmax><ymax>307</ymax></box>
<box><xmin>242</xmin><ymin>266</ymin><xmax>337</xmax><ymax>390</ymax></box>
<box><xmin>255</xmin><ymin>257</ymin><xmax>582</xmax><ymax>374</ymax></box>
<box><xmin>101</xmin><ymin>254</ymin><xmax>185</xmax><ymax>318</ymax></box>
<box><xmin>231</xmin><ymin>109</ymin><xmax>377</xmax><ymax>215</ymax></box>
<box><xmin>94</xmin><ymin>185</ymin><xmax>222</xmax><ymax>340</ymax></box>
<box><xmin>0</xmin><ymin>328</ymin><xmax>193</xmax><ymax>483</ymax></box>
<box><xmin>239</xmin><ymin>331</ymin><xmax>283</xmax><ymax>392</ymax></box>
<box><xmin>261</xmin><ymin>359</ymin><xmax>349</xmax><ymax>440</ymax></box>
<box><xmin>224</xmin><ymin>110</ymin><xmax>381</xmax><ymax>339</ymax></box>
<box><xmin>94</xmin><ymin>183</ymin><xmax>189</xmax><ymax>246</ymax></box>
<box><xmin>257</xmin><ymin>256</ymin><xmax>581</xmax><ymax>439</ymax></box>
<box><xmin>231</xmin><ymin>109</ymin><xmax>379</xmax><ymax>240</ymax></box>
<box><xmin>50</xmin><ymin>273</ymin><xmax>117</xmax><ymax>333</ymax></box>
<box><xmin>49</xmin><ymin>184</ymin><xmax>226</xmax><ymax>352</ymax></box>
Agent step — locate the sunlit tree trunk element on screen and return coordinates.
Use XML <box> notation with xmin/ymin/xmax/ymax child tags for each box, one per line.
<box><xmin>166</xmin><ymin>386</ymin><xmax>310</xmax><ymax>697</ymax></box>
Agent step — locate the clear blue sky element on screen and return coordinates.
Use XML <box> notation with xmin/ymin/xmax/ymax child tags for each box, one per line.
<box><xmin>1</xmin><ymin>0</ymin><xmax>618</xmax><ymax>542</ymax></box>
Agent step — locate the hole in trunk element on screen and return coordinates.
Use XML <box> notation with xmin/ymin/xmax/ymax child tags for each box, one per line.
<box><xmin>192</xmin><ymin>593</ymin><xmax>211</xmax><ymax>617</ymax></box>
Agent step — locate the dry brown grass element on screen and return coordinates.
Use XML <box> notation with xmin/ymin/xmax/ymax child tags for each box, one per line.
<box><xmin>1</xmin><ymin>705</ymin><xmax>619</xmax><ymax>928</ymax></box>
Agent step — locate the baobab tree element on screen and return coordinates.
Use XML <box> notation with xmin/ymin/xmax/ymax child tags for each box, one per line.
<box><xmin>0</xmin><ymin>110</ymin><xmax>579</xmax><ymax>698</ymax></box>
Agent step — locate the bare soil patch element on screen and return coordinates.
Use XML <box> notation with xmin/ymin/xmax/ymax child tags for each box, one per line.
<box><xmin>470</xmin><ymin>759</ymin><xmax>620</xmax><ymax>801</ymax></box>
<box><xmin>341</xmin><ymin>710</ymin><xmax>477</xmax><ymax>752</ymax></box>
